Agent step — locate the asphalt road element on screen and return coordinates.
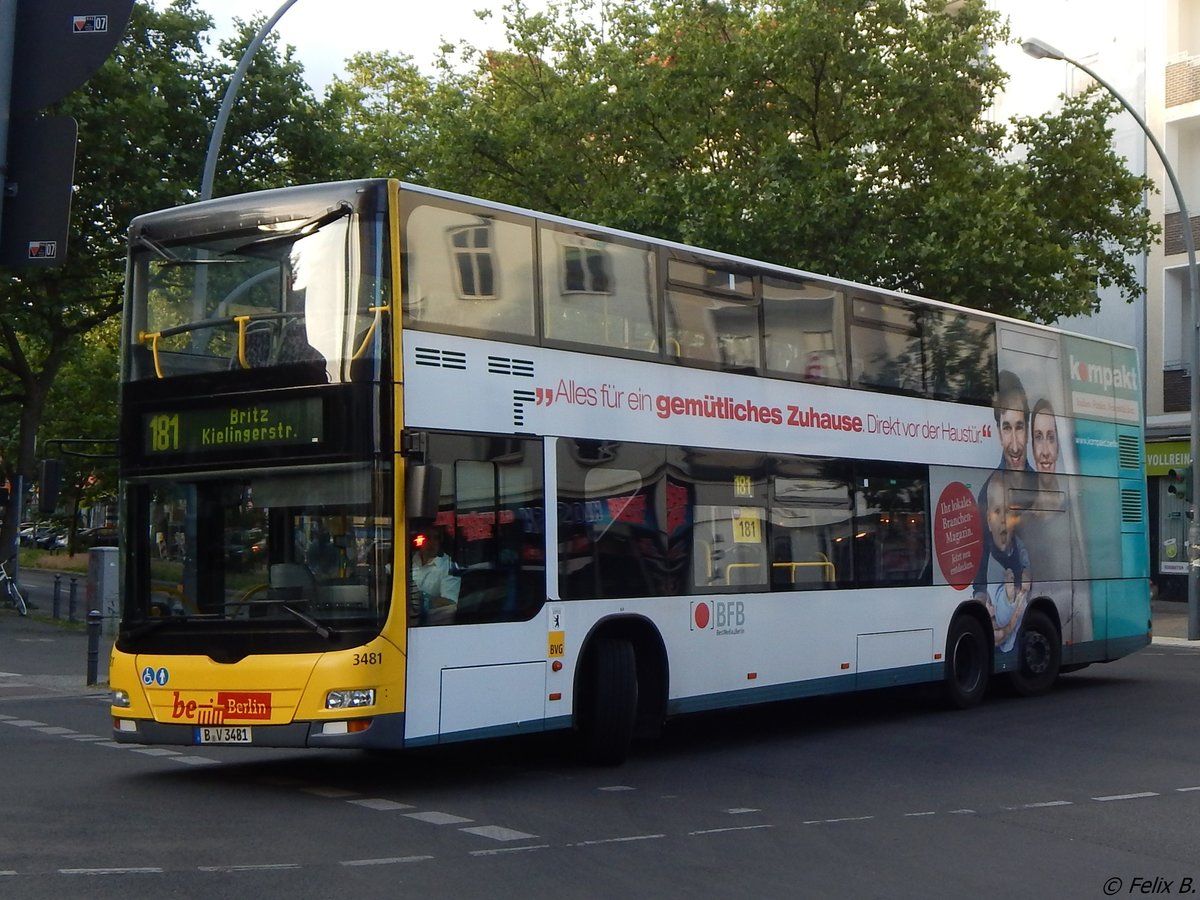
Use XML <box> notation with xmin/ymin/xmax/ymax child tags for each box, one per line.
<box><xmin>3</xmin><ymin>604</ymin><xmax>1200</xmax><ymax>899</ymax></box>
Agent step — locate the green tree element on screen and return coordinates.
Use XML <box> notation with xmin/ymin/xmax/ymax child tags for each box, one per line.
<box><xmin>333</xmin><ymin>0</ymin><xmax>1152</xmax><ymax>322</ymax></box>
<box><xmin>0</xmin><ymin>0</ymin><xmax>343</xmax><ymax>554</ymax></box>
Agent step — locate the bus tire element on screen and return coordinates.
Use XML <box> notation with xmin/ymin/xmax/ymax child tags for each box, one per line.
<box><xmin>943</xmin><ymin>614</ymin><xmax>989</xmax><ymax>709</ymax></box>
<box><xmin>579</xmin><ymin>637</ymin><xmax>638</xmax><ymax>766</ymax></box>
<box><xmin>1008</xmin><ymin>609</ymin><xmax>1061</xmax><ymax>697</ymax></box>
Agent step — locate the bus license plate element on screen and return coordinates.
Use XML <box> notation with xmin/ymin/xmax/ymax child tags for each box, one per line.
<box><xmin>196</xmin><ymin>726</ymin><xmax>251</xmax><ymax>744</ymax></box>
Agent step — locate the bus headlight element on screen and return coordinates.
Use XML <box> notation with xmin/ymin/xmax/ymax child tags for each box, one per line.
<box><xmin>326</xmin><ymin>688</ymin><xmax>376</xmax><ymax>709</ymax></box>
<box><xmin>112</xmin><ymin>689</ymin><xmax>131</xmax><ymax>708</ymax></box>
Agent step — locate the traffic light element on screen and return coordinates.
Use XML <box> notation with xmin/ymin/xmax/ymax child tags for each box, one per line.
<box><xmin>0</xmin><ymin>0</ymin><xmax>135</xmax><ymax>266</ymax></box>
<box><xmin>38</xmin><ymin>458</ymin><xmax>61</xmax><ymax>514</ymax></box>
<box><xmin>1167</xmin><ymin>467</ymin><xmax>1193</xmax><ymax>504</ymax></box>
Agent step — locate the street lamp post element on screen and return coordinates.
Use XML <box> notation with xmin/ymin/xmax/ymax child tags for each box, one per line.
<box><xmin>200</xmin><ymin>0</ymin><xmax>303</xmax><ymax>202</ymax></box>
<box><xmin>1023</xmin><ymin>37</ymin><xmax>1200</xmax><ymax>641</ymax></box>
<box><xmin>192</xmin><ymin>0</ymin><xmax>302</xmax><ymax>337</ymax></box>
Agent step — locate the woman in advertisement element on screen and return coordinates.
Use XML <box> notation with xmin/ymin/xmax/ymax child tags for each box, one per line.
<box><xmin>1018</xmin><ymin>398</ymin><xmax>1093</xmax><ymax>644</ymax></box>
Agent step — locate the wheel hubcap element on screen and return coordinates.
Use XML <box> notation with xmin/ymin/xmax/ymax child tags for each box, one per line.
<box><xmin>1023</xmin><ymin>632</ymin><xmax>1050</xmax><ymax>675</ymax></box>
<box><xmin>953</xmin><ymin>634</ymin><xmax>981</xmax><ymax>692</ymax></box>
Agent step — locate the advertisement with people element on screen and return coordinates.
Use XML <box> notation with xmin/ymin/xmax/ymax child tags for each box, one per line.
<box><xmin>930</xmin><ymin>327</ymin><xmax>1143</xmax><ymax>658</ymax></box>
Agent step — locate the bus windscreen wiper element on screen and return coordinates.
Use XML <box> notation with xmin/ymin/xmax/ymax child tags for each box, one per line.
<box><xmin>280</xmin><ymin>603</ymin><xmax>336</xmax><ymax>641</ymax></box>
<box><xmin>134</xmin><ymin>233</ymin><xmax>243</xmax><ymax>266</ymax></box>
<box><xmin>232</xmin><ymin>203</ymin><xmax>353</xmax><ymax>254</ymax></box>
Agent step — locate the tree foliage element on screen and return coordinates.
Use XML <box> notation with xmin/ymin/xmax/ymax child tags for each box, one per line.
<box><xmin>0</xmin><ymin>0</ymin><xmax>339</xmax><ymax>548</ymax></box>
<box><xmin>332</xmin><ymin>0</ymin><xmax>1153</xmax><ymax>323</ymax></box>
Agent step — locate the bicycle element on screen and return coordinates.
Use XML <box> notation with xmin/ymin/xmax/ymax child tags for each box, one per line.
<box><xmin>1</xmin><ymin>556</ymin><xmax>27</xmax><ymax>616</ymax></box>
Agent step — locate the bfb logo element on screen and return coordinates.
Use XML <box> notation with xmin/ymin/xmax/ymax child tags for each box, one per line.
<box><xmin>691</xmin><ymin>600</ymin><xmax>745</xmax><ymax>632</ymax></box>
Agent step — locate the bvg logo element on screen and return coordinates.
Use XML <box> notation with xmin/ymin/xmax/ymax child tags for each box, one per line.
<box><xmin>691</xmin><ymin>600</ymin><xmax>746</xmax><ymax>635</ymax></box>
<box><xmin>170</xmin><ymin>691</ymin><xmax>272</xmax><ymax>724</ymax></box>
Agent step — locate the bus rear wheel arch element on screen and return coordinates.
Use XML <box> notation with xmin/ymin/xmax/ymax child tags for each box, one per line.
<box><xmin>574</xmin><ymin>619</ymin><xmax>667</xmax><ymax>765</ymax></box>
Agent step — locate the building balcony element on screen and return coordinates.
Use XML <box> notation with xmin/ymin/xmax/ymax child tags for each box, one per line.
<box><xmin>1164</xmin><ymin>211</ymin><xmax>1200</xmax><ymax>256</ymax></box>
<box><xmin>1168</xmin><ymin>55</ymin><xmax>1200</xmax><ymax>107</ymax></box>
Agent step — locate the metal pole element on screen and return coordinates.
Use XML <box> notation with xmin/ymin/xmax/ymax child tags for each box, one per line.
<box><xmin>199</xmin><ymin>0</ymin><xmax>302</xmax><ymax>202</ymax></box>
<box><xmin>192</xmin><ymin>0</ymin><xmax>302</xmax><ymax>339</ymax></box>
<box><xmin>86</xmin><ymin>609</ymin><xmax>101</xmax><ymax>685</ymax></box>
<box><xmin>1024</xmin><ymin>38</ymin><xmax>1200</xmax><ymax>641</ymax></box>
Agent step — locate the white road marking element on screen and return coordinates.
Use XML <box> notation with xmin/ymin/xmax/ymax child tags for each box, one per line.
<box><xmin>461</xmin><ymin>825</ymin><xmax>538</xmax><ymax>841</ymax></box>
<box><xmin>470</xmin><ymin>844</ymin><xmax>552</xmax><ymax>857</ymax></box>
<box><xmin>61</xmin><ymin>867</ymin><xmax>164</xmax><ymax>875</ymax></box>
<box><xmin>349</xmin><ymin>798</ymin><xmax>413</xmax><ymax>811</ymax></box>
<box><xmin>405</xmin><ymin>811</ymin><xmax>474</xmax><ymax>825</ymax></box>
<box><xmin>803</xmin><ymin>816</ymin><xmax>875</xmax><ymax>825</ymax></box>
<box><xmin>340</xmin><ymin>856</ymin><xmax>433</xmax><ymax>866</ymax></box>
<box><xmin>571</xmin><ymin>834</ymin><xmax>665</xmax><ymax>846</ymax></box>
<box><xmin>1093</xmin><ymin>792</ymin><xmax>1159</xmax><ymax>802</ymax></box>
<box><xmin>304</xmin><ymin>786</ymin><xmax>359</xmax><ymax>798</ymax></box>
<box><xmin>171</xmin><ymin>756</ymin><xmax>220</xmax><ymax>766</ymax></box>
<box><xmin>689</xmin><ymin>824</ymin><xmax>773</xmax><ymax>835</ymax></box>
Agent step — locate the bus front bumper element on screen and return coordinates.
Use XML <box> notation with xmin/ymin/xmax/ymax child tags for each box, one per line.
<box><xmin>110</xmin><ymin>712</ymin><xmax>406</xmax><ymax>749</ymax></box>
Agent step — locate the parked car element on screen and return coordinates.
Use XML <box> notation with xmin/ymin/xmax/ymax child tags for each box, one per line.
<box><xmin>78</xmin><ymin>525</ymin><xmax>119</xmax><ymax>548</ymax></box>
<box><xmin>19</xmin><ymin>523</ymin><xmax>65</xmax><ymax>550</ymax></box>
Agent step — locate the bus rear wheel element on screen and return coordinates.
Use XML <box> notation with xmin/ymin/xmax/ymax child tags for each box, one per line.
<box><xmin>943</xmin><ymin>614</ymin><xmax>989</xmax><ymax>709</ymax></box>
<box><xmin>1008</xmin><ymin>609</ymin><xmax>1061</xmax><ymax>697</ymax></box>
<box><xmin>578</xmin><ymin>637</ymin><xmax>639</xmax><ymax>766</ymax></box>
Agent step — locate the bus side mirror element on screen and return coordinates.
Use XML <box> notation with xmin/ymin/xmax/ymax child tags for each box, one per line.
<box><xmin>39</xmin><ymin>459</ymin><xmax>62</xmax><ymax>514</ymax></box>
<box><xmin>406</xmin><ymin>463</ymin><xmax>441</xmax><ymax>521</ymax></box>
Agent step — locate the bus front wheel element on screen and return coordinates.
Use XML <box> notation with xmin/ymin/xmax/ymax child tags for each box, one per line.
<box><xmin>1008</xmin><ymin>609</ymin><xmax>1061</xmax><ymax>697</ymax></box>
<box><xmin>578</xmin><ymin>637</ymin><xmax>639</xmax><ymax>766</ymax></box>
<box><xmin>943</xmin><ymin>614</ymin><xmax>989</xmax><ymax>709</ymax></box>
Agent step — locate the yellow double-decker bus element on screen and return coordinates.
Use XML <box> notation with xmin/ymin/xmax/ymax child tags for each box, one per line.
<box><xmin>110</xmin><ymin>179</ymin><xmax>1149</xmax><ymax>763</ymax></box>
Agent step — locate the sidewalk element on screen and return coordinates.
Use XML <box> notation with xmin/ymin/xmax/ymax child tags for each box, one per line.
<box><xmin>1152</xmin><ymin>598</ymin><xmax>1198</xmax><ymax>643</ymax></box>
<box><xmin>0</xmin><ymin>606</ymin><xmax>108</xmax><ymax>698</ymax></box>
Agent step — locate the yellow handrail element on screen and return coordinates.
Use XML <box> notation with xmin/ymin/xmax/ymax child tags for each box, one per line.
<box><xmin>724</xmin><ymin>562</ymin><xmax>764</xmax><ymax>585</ymax></box>
<box><xmin>353</xmin><ymin>305</ymin><xmax>389</xmax><ymax>361</ymax></box>
<box><xmin>138</xmin><ymin>330</ymin><xmax>164</xmax><ymax>379</ymax></box>
<box><xmin>771</xmin><ymin>557</ymin><xmax>837</xmax><ymax>583</ymax></box>
<box><xmin>233</xmin><ymin>315</ymin><xmax>252</xmax><ymax>369</ymax></box>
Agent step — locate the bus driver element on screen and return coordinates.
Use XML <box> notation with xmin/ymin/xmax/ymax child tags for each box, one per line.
<box><xmin>410</xmin><ymin>526</ymin><xmax>460</xmax><ymax>624</ymax></box>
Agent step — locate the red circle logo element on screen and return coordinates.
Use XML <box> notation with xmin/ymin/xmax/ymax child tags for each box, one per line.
<box><xmin>932</xmin><ymin>482</ymin><xmax>984</xmax><ymax>591</ymax></box>
<box><xmin>694</xmin><ymin>602</ymin><xmax>710</xmax><ymax>629</ymax></box>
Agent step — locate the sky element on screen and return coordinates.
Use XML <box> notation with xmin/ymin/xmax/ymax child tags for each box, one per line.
<box><xmin>192</xmin><ymin>0</ymin><xmax>538</xmax><ymax>93</ymax></box>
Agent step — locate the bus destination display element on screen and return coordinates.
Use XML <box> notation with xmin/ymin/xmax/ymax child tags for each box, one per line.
<box><xmin>143</xmin><ymin>397</ymin><xmax>323</xmax><ymax>455</ymax></box>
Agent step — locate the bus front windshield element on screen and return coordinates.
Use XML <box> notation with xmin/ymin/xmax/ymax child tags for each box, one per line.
<box><xmin>128</xmin><ymin>204</ymin><xmax>382</xmax><ymax>384</ymax></box>
<box><xmin>125</xmin><ymin>465</ymin><xmax>393</xmax><ymax>647</ymax></box>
